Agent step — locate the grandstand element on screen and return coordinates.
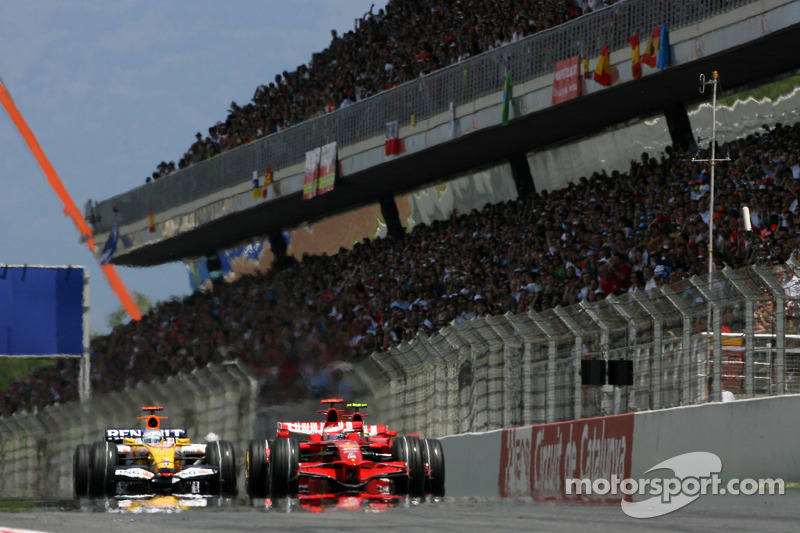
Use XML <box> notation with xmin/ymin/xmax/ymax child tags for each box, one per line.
<box><xmin>4</xmin><ymin>0</ymin><xmax>800</xmax><ymax>421</ymax></box>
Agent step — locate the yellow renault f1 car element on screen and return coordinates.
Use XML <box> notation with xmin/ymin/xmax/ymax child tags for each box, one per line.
<box><xmin>73</xmin><ymin>406</ymin><xmax>236</xmax><ymax>498</ymax></box>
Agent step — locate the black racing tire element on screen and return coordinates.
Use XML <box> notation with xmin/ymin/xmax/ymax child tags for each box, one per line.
<box><xmin>73</xmin><ymin>443</ymin><xmax>91</xmax><ymax>498</ymax></box>
<box><xmin>392</xmin><ymin>436</ymin><xmax>425</xmax><ymax>497</ymax></box>
<box><xmin>270</xmin><ymin>437</ymin><xmax>300</xmax><ymax>498</ymax></box>
<box><xmin>207</xmin><ymin>440</ymin><xmax>237</xmax><ymax>497</ymax></box>
<box><xmin>246</xmin><ymin>439</ymin><xmax>271</xmax><ymax>498</ymax></box>
<box><xmin>421</xmin><ymin>438</ymin><xmax>446</xmax><ymax>497</ymax></box>
<box><xmin>88</xmin><ymin>441</ymin><xmax>117</xmax><ymax>498</ymax></box>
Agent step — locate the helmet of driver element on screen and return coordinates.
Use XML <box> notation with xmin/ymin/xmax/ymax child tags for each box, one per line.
<box><xmin>142</xmin><ymin>429</ymin><xmax>163</xmax><ymax>446</ymax></box>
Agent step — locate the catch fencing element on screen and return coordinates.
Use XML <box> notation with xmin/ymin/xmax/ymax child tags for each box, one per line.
<box><xmin>362</xmin><ymin>260</ymin><xmax>800</xmax><ymax>438</ymax></box>
<box><xmin>0</xmin><ymin>360</ymin><xmax>256</xmax><ymax>499</ymax></box>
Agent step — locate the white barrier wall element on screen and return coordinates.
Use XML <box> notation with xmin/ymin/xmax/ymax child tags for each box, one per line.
<box><xmin>441</xmin><ymin>430</ymin><xmax>503</xmax><ymax>499</ymax></box>
<box><xmin>631</xmin><ymin>395</ymin><xmax>800</xmax><ymax>483</ymax></box>
<box><xmin>442</xmin><ymin>395</ymin><xmax>800</xmax><ymax>499</ymax></box>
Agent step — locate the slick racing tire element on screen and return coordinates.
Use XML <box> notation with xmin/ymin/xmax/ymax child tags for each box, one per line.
<box><xmin>246</xmin><ymin>439</ymin><xmax>271</xmax><ymax>498</ymax></box>
<box><xmin>73</xmin><ymin>443</ymin><xmax>91</xmax><ymax>498</ymax></box>
<box><xmin>392</xmin><ymin>436</ymin><xmax>425</xmax><ymax>497</ymax></box>
<box><xmin>88</xmin><ymin>441</ymin><xmax>117</xmax><ymax>498</ymax></box>
<box><xmin>421</xmin><ymin>438</ymin><xmax>446</xmax><ymax>497</ymax></box>
<box><xmin>270</xmin><ymin>437</ymin><xmax>300</xmax><ymax>498</ymax></box>
<box><xmin>207</xmin><ymin>440</ymin><xmax>238</xmax><ymax>497</ymax></box>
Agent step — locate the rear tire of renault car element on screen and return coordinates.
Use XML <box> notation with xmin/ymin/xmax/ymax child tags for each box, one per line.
<box><xmin>73</xmin><ymin>443</ymin><xmax>91</xmax><ymax>498</ymax></box>
<box><xmin>270</xmin><ymin>437</ymin><xmax>300</xmax><ymax>498</ymax></box>
<box><xmin>89</xmin><ymin>441</ymin><xmax>117</xmax><ymax>498</ymax></box>
<box><xmin>246</xmin><ymin>439</ymin><xmax>271</xmax><ymax>498</ymax></box>
<box><xmin>422</xmin><ymin>438</ymin><xmax>446</xmax><ymax>497</ymax></box>
<box><xmin>207</xmin><ymin>440</ymin><xmax>238</xmax><ymax>497</ymax></box>
<box><xmin>392</xmin><ymin>436</ymin><xmax>425</xmax><ymax>497</ymax></box>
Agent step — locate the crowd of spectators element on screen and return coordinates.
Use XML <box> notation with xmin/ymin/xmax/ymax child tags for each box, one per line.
<box><xmin>145</xmin><ymin>0</ymin><xmax>604</xmax><ymax>182</ymax></box>
<box><xmin>4</xmin><ymin>119</ymin><xmax>800</xmax><ymax>417</ymax></box>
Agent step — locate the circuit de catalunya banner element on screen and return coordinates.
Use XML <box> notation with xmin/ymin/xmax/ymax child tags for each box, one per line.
<box><xmin>498</xmin><ymin>414</ymin><xmax>633</xmax><ymax>503</ymax></box>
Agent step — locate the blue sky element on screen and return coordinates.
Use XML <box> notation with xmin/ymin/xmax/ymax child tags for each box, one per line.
<box><xmin>0</xmin><ymin>0</ymin><xmax>386</xmax><ymax>335</ymax></box>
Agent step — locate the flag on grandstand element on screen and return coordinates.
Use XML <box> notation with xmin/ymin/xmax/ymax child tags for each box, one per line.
<box><xmin>642</xmin><ymin>26</ymin><xmax>660</xmax><ymax>68</ymax></box>
<box><xmin>410</xmin><ymin>113</ymin><xmax>416</xmax><ymax>127</ymax></box>
<box><xmin>449</xmin><ymin>101</ymin><xmax>458</xmax><ymax>138</ymax></box>
<box><xmin>593</xmin><ymin>45</ymin><xmax>611</xmax><ymax>86</ymax></box>
<box><xmin>501</xmin><ymin>69</ymin><xmax>511</xmax><ymax>126</ymax></box>
<box><xmin>302</xmin><ymin>147</ymin><xmax>321</xmax><ymax>200</ymax></box>
<box><xmin>251</xmin><ymin>170</ymin><xmax>261</xmax><ymax>199</ymax></box>
<box><xmin>583</xmin><ymin>53</ymin><xmax>591</xmax><ymax>79</ymax></box>
<box><xmin>385</xmin><ymin>121</ymin><xmax>401</xmax><ymax>156</ymax></box>
<box><xmin>262</xmin><ymin>165</ymin><xmax>275</xmax><ymax>199</ymax></box>
<box><xmin>629</xmin><ymin>34</ymin><xmax>642</xmax><ymax>79</ymax></box>
<box><xmin>318</xmin><ymin>142</ymin><xmax>337</xmax><ymax>195</ymax></box>
<box><xmin>148</xmin><ymin>209</ymin><xmax>155</xmax><ymax>232</ymax></box>
<box><xmin>656</xmin><ymin>25</ymin><xmax>670</xmax><ymax>69</ymax></box>
<box><xmin>99</xmin><ymin>223</ymin><xmax>119</xmax><ymax>265</ymax></box>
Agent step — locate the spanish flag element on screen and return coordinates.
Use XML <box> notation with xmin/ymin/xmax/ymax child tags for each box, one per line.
<box><xmin>583</xmin><ymin>53</ymin><xmax>591</xmax><ymax>79</ymax></box>
<box><xmin>642</xmin><ymin>26</ymin><xmax>660</xmax><ymax>68</ymax></box>
<box><xmin>593</xmin><ymin>45</ymin><xmax>611</xmax><ymax>87</ymax></box>
<box><xmin>629</xmin><ymin>34</ymin><xmax>642</xmax><ymax>79</ymax></box>
<box><xmin>148</xmin><ymin>209</ymin><xmax>155</xmax><ymax>232</ymax></box>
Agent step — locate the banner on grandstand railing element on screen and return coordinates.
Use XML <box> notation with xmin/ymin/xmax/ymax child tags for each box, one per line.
<box><xmin>552</xmin><ymin>55</ymin><xmax>581</xmax><ymax>104</ymax></box>
<box><xmin>303</xmin><ymin>147</ymin><xmax>322</xmax><ymax>200</ymax></box>
<box><xmin>318</xmin><ymin>142</ymin><xmax>337</xmax><ymax>195</ymax></box>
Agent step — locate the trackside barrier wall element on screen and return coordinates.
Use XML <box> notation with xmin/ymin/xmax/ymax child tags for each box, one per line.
<box><xmin>0</xmin><ymin>360</ymin><xmax>256</xmax><ymax>499</ymax></box>
<box><xmin>365</xmin><ymin>262</ymin><xmax>800</xmax><ymax>438</ymax></box>
<box><xmin>441</xmin><ymin>394</ymin><xmax>800</xmax><ymax>499</ymax></box>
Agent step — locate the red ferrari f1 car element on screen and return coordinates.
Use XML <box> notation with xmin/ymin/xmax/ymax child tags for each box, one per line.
<box><xmin>245</xmin><ymin>400</ymin><xmax>445</xmax><ymax>503</ymax></box>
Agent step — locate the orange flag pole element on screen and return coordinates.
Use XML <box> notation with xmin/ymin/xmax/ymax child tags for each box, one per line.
<box><xmin>0</xmin><ymin>77</ymin><xmax>141</xmax><ymax>321</ymax></box>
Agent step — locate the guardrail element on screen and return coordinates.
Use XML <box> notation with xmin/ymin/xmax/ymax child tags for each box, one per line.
<box><xmin>362</xmin><ymin>261</ymin><xmax>800</xmax><ymax>438</ymax></box>
<box><xmin>90</xmin><ymin>0</ymin><xmax>761</xmax><ymax>233</ymax></box>
<box><xmin>0</xmin><ymin>360</ymin><xmax>256</xmax><ymax>499</ymax></box>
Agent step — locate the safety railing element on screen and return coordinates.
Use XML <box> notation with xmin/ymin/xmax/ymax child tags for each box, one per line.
<box><xmin>90</xmin><ymin>0</ymin><xmax>760</xmax><ymax>233</ymax></box>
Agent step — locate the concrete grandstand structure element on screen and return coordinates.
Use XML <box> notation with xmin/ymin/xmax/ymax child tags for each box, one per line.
<box><xmin>87</xmin><ymin>0</ymin><xmax>800</xmax><ymax>267</ymax></box>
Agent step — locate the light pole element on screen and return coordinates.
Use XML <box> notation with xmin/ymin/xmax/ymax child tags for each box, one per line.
<box><xmin>693</xmin><ymin>70</ymin><xmax>730</xmax><ymax>402</ymax></box>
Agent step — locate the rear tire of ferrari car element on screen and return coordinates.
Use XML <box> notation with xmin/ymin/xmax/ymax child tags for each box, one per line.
<box><xmin>392</xmin><ymin>436</ymin><xmax>425</xmax><ymax>497</ymax></box>
<box><xmin>422</xmin><ymin>438</ymin><xmax>446</xmax><ymax>497</ymax></box>
<box><xmin>88</xmin><ymin>441</ymin><xmax>117</xmax><ymax>498</ymax></box>
<box><xmin>246</xmin><ymin>439</ymin><xmax>270</xmax><ymax>498</ymax></box>
<box><xmin>270</xmin><ymin>437</ymin><xmax>300</xmax><ymax>498</ymax></box>
<box><xmin>207</xmin><ymin>440</ymin><xmax>237</xmax><ymax>497</ymax></box>
<box><xmin>73</xmin><ymin>443</ymin><xmax>91</xmax><ymax>498</ymax></box>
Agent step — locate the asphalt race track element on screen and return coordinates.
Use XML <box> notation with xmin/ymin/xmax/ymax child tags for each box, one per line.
<box><xmin>1</xmin><ymin>491</ymin><xmax>798</xmax><ymax>533</ymax></box>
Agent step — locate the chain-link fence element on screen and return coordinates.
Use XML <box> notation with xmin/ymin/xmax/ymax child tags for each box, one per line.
<box><xmin>90</xmin><ymin>0</ymin><xmax>760</xmax><ymax>234</ymax></box>
<box><xmin>0</xmin><ymin>360</ymin><xmax>256</xmax><ymax>499</ymax></box>
<box><xmin>362</xmin><ymin>259</ymin><xmax>800</xmax><ymax>438</ymax></box>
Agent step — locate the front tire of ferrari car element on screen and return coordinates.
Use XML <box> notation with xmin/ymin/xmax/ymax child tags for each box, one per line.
<box><xmin>73</xmin><ymin>443</ymin><xmax>91</xmax><ymax>498</ymax></box>
<box><xmin>392</xmin><ymin>436</ymin><xmax>425</xmax><ymax>497</ymax></box>
<box><xmin>88</xmin><ymin>441</ymin><xmax>117</xmax><ymax>498</ymax></box>
<box><xmin>270</xmin><ymin>437</ymin><xmax>299</xmax><ymax>498</ymax></box>
<box><xmin>207</xmin><ymin>440</ymin><xmax>238</xmax><ymax>497</ymax></box>
<box><xmin>422</xmin><ymin>438</ymin><xmax>446</xmax><ymax>497</ymax></box>
<box><xmin>246</xmin><ymin>439</ymin><xmax>270</xmax><ymax>498</ymax></box>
